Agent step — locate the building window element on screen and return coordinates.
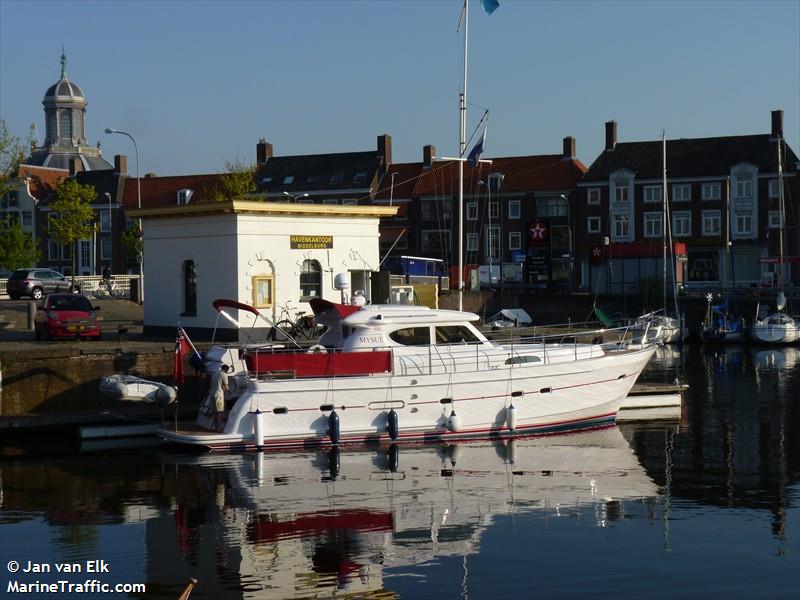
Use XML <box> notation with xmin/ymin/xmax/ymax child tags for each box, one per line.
<box><xmin>587</xmin><ymin>216</ymin><xmax>601</xmax><ymax>233</ymax></box>
<box><xmin>489</xmin><ymin>202</ymin><xmax>499</xmax><ymax>220</ymax></box>
<box><xmin>672</xmin><ymin>184</ymin><xmax>691</xmax><ymax>202</ymax></box>
<box><xmin>734</xmin><ymin>211</ymin><xmax>752</xmax><ymax>235</ymax></box>
<box><xmin>614</xmin><ymin>183</ymin><xmax>629</xmax><ymax>203</ymax></box>
<box><xmin>466</xmin><ymin>202</ymin><xmax>478</xmax><ymax>221</ymax></box>
<box><xmin>341</xmin><ymin>198</ymin><xmax>357</xmax><ymax>205</ymax></box>
<box><xmin>466</xmin><ymin>233</ymin><xmax>478</xmax><ymax>252</ymax></box>
<box><xmin>702</xmin><ymin>183</ymin><xmax>721</xmax><ymax>200</ymax></box>
<box><xmin>613</xmin><ymin>214</ymin><xmax>629</xmax><ymax>238</ymax></box>
<box><xmin>587</xmin><ymin>188</ymin><xmax>601</xmax><ymax>205</ymax></box>
<box><xmin>735</xmin><ymin>176</ymin><xmax>752</xmax><ymax>198</ymax></box>
<box><xmin>701</xmin><ymin>210</ymin><xmax>721</xmax><ymax>236</ymax></box>
<box><xmin>62</xmin><ymin>244</ymin><xmax>72</xmax><ymax>260</ymax></box>
<box><xmin>643</xmin><ymin>212</ymin><xmax>662</xmax><ymax>238</ymax></box>
<box><xmin>643</xmin><ymin>186</ymin><xmax>662</xmax><ymax>203</ymax></box>
<box><xmin>100</xmin><ymin>239</ymin><xmax>112</xmax><ymax>260</ymax></box>
<box><xmin>673</xmin><ymin>211</ymin><xmax>691</xmax><ymax>237</ymax></box>
<box><xmin>508</xmin><ymin>231</ymin><xmax>521</xmax><ymax>250</ymax></box>
<box><xmin>300</xmin><ymin>259</ymin><xmax>322</xmax><ymax>300</ymax></box>
<box><xmin>421</xmin><ymin>230</ymin><xmax>450</xmax><ymax>260</ymax></box>
<box><xmin>353</xmin><ymin>171</ymin><xmax>368</xmax><ymax>183</ymax></box>
<box><xmin>688</xmin><ymin>251</ymin><xmax>719</xmax><ymax>282</ymax></box>
<box><xmin>421</xmin><ymin>198</ymin><xmax>451</xmax><ymax>224</ymax></box>
<box><xmin>322</xmin><ymin>199</ymin><xmax>339</xmax><ymax>205</ymax></box>
<box><xmin>768</xmin><ymin>179</ymin><xmax>780</xmax><ymax>198</ymax></box>
<box><xmin>60</xmin><ymin>110</ymin><xmax>72</xmax><ymax>139</ymax></box>
<box><xmin>100</xmin><ymin>211</ymin><xmax>111</xmax><ymax>233</ymax></box>
<box><xmin>283</xmin><ymin>176</ymin><xmax>295</xmax><ymax>184</ymax></box>
<box><xmin>252</xmin><ymin>275</ymin><xmax>274</xmax><ymax>308</ymax></box>
<box><xmin>768</xmin><ymin>210</ymin><xmax>781</xmax><ymax>229</ymax></box>
<box><xmin>182</xmin><ymin>260</ymin><xmax>197</xmax><ymax>316</ymax></box>
<box><xmin>537</xmin><ymin>196</ymin><xmax>568</xmax><ymax>218</ymax></box>
<box><xmin>508</xmin><ymin>200</ymin><xmax>521</xmax><ymax>219</ymax></box>
<box><xmin>486</xmin><ymin>225</ymin><xmax>500</xmax><ymax>260</ymax></box>
<box><xmin>22</xmin><ymin>211</ymin><xmax>32</xmax><ymax>227</ymax></box>
<box><xmin>48</xmin><ymin>240</ymin><xmax>59</xmax><ymax>261</ymax></box>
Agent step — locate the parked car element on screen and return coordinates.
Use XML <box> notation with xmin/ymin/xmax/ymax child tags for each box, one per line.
<box><xmin>34</xmin><ymin>293</ymin><xmax>101</xmax><ymax>340</ymax></box>
<box><xmin>7</xmin><ymin>268</ymin><xmax>74</xmax><ymax>300</ymax></box>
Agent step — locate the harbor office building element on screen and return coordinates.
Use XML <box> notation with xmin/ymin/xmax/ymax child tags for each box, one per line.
<box><xmin>130</xmin><ymin>201</ymin><xmax>397</xmax><ymax>339</ymax></box>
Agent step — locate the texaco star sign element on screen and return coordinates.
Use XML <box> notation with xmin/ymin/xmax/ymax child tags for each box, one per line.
<box><xmin>529</xmin><ymin>222</ymin><xmax>547</xmax><ymax>240</ymax></box>
<box><xmin>592</xmin><ymin>246</ymin><xmax>603</xmax><ymax>258</ymax></box>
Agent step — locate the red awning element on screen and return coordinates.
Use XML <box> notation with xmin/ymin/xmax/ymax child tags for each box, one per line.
<box><xmin>309</xmin><ymin>298</ymin><xmax>361</xmax><ymax>319</ymax></box>
<box><xmin>213</xmin><ymin>298</ymin><xmax>261</xmax><ymax>316</ymax></box>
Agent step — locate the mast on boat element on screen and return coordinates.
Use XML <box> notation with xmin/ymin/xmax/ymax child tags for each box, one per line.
<box><xmin>777</xmin><ymin>136</ymin><xmax>786</xmax><ymax>305</ymax></box>
<box><xmin>662</xmin><ymin>132</ymin><xmax>668</xmax><ymax>318</ymax></box>
<box><xmin>457</xmin><ymin>0</ymin><xmax>469</xmax><ymax>312</ymax></box>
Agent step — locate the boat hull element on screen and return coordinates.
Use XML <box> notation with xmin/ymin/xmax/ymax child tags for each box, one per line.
<box><xmin>159</xmin><ymin>346</ymin><xmax>656</xmax><ymax>451</ymax></box>
<box><xmin>750</xmin><ymin>322</ymin><xmax>800</xmax><ymax>345</ymax></box>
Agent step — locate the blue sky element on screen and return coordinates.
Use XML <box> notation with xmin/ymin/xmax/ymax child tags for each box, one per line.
<box><xmin>2</xmin><ymin>0</ymin><xmax>798</xmax><ymax>176</ymax></box>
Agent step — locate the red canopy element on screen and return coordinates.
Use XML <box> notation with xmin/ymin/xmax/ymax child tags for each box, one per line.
<box><xmin>309</xmin><ymin>298</ymin><xmax>361</xmax><ymax>319</ymax></box>
<box><xmin>212</xmin><ymin>298</ymin><xmax>261</xmax><ymax>316</ymax></box>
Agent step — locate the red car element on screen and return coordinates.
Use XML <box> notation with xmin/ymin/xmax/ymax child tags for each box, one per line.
<box><xmin>34</xmin><ymin>293</ymin><xmax>102</xmax><ymax>340</ymax></box>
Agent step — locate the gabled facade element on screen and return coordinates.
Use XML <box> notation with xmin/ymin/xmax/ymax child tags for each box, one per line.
<box><xmin>374</xmin><ymin>137</ymin><xmax>587</xmax><ymax>291</ymax></box>
<box><xmin>575</xmin><ymin>110</ymin><xmax>799</xmax><ymax>295</ymax></box>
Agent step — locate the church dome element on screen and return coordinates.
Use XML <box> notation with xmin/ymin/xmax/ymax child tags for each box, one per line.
<box><xmin>44</xmin><ymin>79</ymin><xmax>85</xmax><ymax>101</ymax></box>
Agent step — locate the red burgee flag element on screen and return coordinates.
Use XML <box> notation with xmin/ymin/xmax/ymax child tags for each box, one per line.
<box><xmin>173</xmin><ymin>327</ymin><xmax>191</xmax><ymax>384</ymax></box>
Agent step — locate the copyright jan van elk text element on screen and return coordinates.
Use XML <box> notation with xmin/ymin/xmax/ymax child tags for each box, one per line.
<box><xmin>6</xmin><ymin>560</ymin><xmax>146</xmax><ymax>595</ymax></box>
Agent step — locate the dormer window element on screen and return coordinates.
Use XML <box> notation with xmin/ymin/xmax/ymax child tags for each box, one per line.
<box><xmin>353</xmin><ymin>171</ymin><xmax>368</xmax><ymax>182</ymax></box>
<box><xmin>177</xmin><ymin>189</ymin><xmax>194</xmax><ymax>205</ymax></box>
<box><xmin>261</xmin><ymin>176</ymin><xmax>273</xmax><ymax>184</ymax></box>
<box><xmin>330</xmin><ymin>173</ymin><xmax>344</xmax><ymax>184</ymax></box>
<box><xmin>283</xmin><ymin>176</ymin><xmax>295</xmax><ymax>184</ymax></box>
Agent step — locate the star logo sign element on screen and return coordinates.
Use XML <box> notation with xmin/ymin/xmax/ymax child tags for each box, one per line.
<box><xmin>592</xmin><ymin>246</ymin><xmax>602</xmax><ymax>257</ymax></box>
<box><xmin>529</xmin><ymin>222</ymin><xmax>547</xmax><ymax>240</ymax></box>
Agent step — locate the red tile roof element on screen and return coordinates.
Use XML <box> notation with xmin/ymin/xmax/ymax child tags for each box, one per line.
<box><xmin>413</xmin><ymin>155</ymin><xmax>586</xmax><ymax>196</ymax></box>
<box><xmin>18</xmin><ymin>165</ymin><xmax>69</xmax><ymax>200</ymax></box>
<box><xmin>372</xmin><ymin>163</ymin><xmax>424</xmax><ymax>201</ymax></box>
<box><xmin>122</xmin><ymin>173</ymin><xmax>225</xmax><ymax>209</ymax></box>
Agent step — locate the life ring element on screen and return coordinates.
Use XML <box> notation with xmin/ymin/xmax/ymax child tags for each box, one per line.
<box><xmin>307</xmin><ymin>344</ymin><xmax>328</xmax><ymax>354</ymax></box>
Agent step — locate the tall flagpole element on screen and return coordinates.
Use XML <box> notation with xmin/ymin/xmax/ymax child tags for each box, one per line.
<box><xmin>458</xmin><ymin>0</ymin><xmax>469</xmax><ymax>312</ymax></box>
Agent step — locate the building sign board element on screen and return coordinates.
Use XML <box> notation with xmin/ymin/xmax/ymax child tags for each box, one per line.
<box><xmin>290</xmin><ymin>235</ymin><xmax>333</xmax><ymax>249</ymax></box>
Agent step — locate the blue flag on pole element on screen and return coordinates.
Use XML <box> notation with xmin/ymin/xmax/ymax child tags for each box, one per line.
<box><xmin>466</xmin><ymin>128</ymin><xmax>486</xmax><ymax>167</ymax></box>
<box><xmin>481</xmin><ymin>0</ymin><xmax>500</xmax><ymax>15</ymax></box>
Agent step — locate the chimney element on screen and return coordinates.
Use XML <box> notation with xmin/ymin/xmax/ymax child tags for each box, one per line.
<box><xmin>377</xmin><ymin>134</ymin><xmax>392</xmax><ymax>167</ymax></box>
<box><xmin>605</xmin><ymin>121</ymin><xmax>617</xmax><ymax>151</ymax></box>
<box><xmin>562</xmin><ymin>136</ymin><xmax>576</xmax><ymax>160</ymax></box>
<box><xmin>256</xmin><ymin>138</ymin><xmax>273</xmax><ymax>165</ymax></box>
<box><xmin>68</xmin><ymin>157</ymin><xmax>82</xmax><ymax>176</ymax></box>
<box><xmin>771</xmin><ymin>109</ymin><xmax>784</xmax><ymax>139</ymax></box>
<box><xmin>423</xmin><ymin>144</ymin><xmax>436</xmax><ymax>168</ymax></box>
<box><xmin>114</xmin><ymin>154</ymin><xmax>128</xmax><ymax>175</ymax></box>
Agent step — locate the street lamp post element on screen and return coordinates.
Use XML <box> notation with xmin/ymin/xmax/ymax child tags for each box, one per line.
<box><xmin>283</xmin><ymin>191</ymin><xmax>309</xmax><ymax>203</ymax></box>
<box><xmin>105</xmin><ymin>128</ymin><xmax>143</xmax><ymax>302</ymax></box>
<box><xmin>389</xmin><ymin>172</ymin><xmax>399</xmax><ymax>206</ymax></box>
<box><xmin>104</xmin><ymin>192</ymin><xmax>112</xmax><ymax>273</ymax></box>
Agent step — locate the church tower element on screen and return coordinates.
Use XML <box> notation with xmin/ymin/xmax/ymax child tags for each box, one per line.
<box><xmin>24</xmin><ymin>50</ymin><xmax>112</xmax><ymax>171</ymax></box>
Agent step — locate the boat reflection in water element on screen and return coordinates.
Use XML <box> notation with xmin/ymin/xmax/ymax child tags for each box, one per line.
<box><xmin>157</xmin><ymin>427</ymin><xmax>657</xmax><ymax>598</ymax></box>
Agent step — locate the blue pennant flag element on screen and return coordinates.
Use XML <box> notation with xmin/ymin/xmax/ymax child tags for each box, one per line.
<box><xmin>466</xmin><ymin>128</ymin><xmax>486</xmax><ymax>167</ymax></box>
<box><xmin>481</xmin><ymin>0</ymin><xmax>500</xmax><ymax>15</ymax></box>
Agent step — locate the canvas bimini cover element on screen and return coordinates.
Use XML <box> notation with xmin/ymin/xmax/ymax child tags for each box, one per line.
<box><xmin>487</xmin><ymin>308</ymin><xmax>532</xmax><ymax>328</ymax></box>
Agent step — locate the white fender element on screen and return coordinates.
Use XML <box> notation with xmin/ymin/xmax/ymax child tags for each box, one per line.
<box><xmin>506</xmin><ymin>403</ymin><xmax>517</xmax><ymax>431</ymax></box>
<box><xmin>253</xmin><ymin>409</ymin><xmax>264</xmax><ymax>447</ymax></box>
<box><xmin>446</xmin><ymin>409</ymin><xmax>461</xmax><ymax>432</ymax></box>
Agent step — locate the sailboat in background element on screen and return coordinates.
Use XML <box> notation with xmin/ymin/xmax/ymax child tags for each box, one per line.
<box><xmin>750</xmin><ymin>137</ymin><xmax>800</xmax><ymax>344</ymax></box>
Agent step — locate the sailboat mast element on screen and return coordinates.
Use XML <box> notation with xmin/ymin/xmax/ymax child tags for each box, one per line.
<box><xmin>777</xmin><ymin>137</ymin><xmax>785</xmax><ymax>294</ymax></box>
<box><xmin>457</xmin><ymin>0</ymin><xmax>469</xmax><ymax>312</ymax></box>
<box><xmin>662</xmin><ymin>131</ymin><xmax>668</xmax><ymax>315</ymax></box>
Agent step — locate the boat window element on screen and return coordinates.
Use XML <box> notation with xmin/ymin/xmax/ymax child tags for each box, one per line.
<box><xmin>299</xmin><ymin>259</ymin><xmax>322</xmax><ymax>301</ymax></box>
<box><xmin>389</xmin><ymin>327</ymin><xmax>430</xmax><ymax>346</ymax></box>
<box><xmin>273</xmin><ymin>407</ymin><xmax>288</xmax><ymax>415</ymax></box>
<box><xmin>505</xmin><ymin>355</ymin><xmax>541</xmax><ymax>365</ymax></box>
<box><xmin>435</xmin><ymin>325</ymin><xmax>479</xmax><ymax>345</ymax></box>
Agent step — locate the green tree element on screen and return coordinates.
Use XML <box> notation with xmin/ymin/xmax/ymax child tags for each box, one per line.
<box><xmin>208</xmin><ymin>159</ymin><xmax>257</xmax><ymax>202</ymax></box>
<box><xmin>0</xmin><ymin>119</ymin><xmax>35</xmax><ymax>197</ymax></box>
<box><xmin>50</xmin><ymin>179</ymin><xmax>97</xmax><ymax>282</ymax></box>
<box><xmin>120</xmin><ymin>221</ymin><xmax>142</xmax><ymax>269</ymax></box>
<box><xmin>0</xmin><ymin>218</ymin><xmax>41</xmax><ymax>271</ymax></box>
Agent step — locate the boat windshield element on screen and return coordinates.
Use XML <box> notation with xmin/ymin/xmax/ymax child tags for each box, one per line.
<box><xmin>435</xmin><ymin>325</ymin><xmax>479</xmax><ymax>344</ymax></box>
<box><xmin>389</xmin><ymin>327</ymin><xmax>430</xmax><ymax>346</ymax></box>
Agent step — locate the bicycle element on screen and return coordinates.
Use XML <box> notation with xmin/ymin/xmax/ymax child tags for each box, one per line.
<box><xmin>269</xmin><ymin>301</ymin><xmax>319</xmax><ymax>341</ymax></box>
<box><xmin>93</xmin><ymin>277</ymin><xmax>126</xmax><ymax>299</ymax></box>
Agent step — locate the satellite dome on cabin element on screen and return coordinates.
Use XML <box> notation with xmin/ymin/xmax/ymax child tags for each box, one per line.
<box><xmin>23</xmin><ymin>50</ymin><xmax>112</xmax><ymax>172</ymax></box>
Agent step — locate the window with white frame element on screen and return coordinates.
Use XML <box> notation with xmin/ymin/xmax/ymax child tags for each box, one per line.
<box><xmin>768</xmin><ymin>210</ymin><xmax>781</xmax><ymax>228</ymax></box>
<box><xmin>702</xmin><ymin>182</ymin><xmax>721</xmax><ymax>200</ymax></box>
<box><xmin>22</xmin><ymin>211</ymin><xmax>32</xmax><ymax>227</ymax></box>
<box><xmin>643</xmin><ymin>212</ymin><xmax>662</xmax><ymax>238</ymax></box>
<box><xmin>702</xmin><ymin>210</ymin><xmax>721</xmax><ymax>236</ymax></box>
<box><xmin>508</xmin><ymin>231</ymin><xmax>521</xmax><ymax>250</ymax></box>
<box><xmin>100</xmin><ymin>239</ymin><xmax>112</xmax><ymax>260</ymax></box>
<box><xmin>614</xmin><ymin>184</ymin><xmax>629</xmax><ymax>202</ymax></box>
<box><xmin>643</xmin><ymin>186</ymin><xmax>662</xmax><ymax>203</ymax></box>
<box><xmin>673</xmin><ymin>184</ymin><xmax>691</xmax><ymax>202</ymax></box>
<box><xmin>735</xmin><ymin>175</ymin><xmax>752</xmax><ymax>198</ymax></box>
<box><xmin>100</xmin><ymin>211</ymin><xmax>111</xmax><ymax>232</ymax></box>
<box><xmin>466</xmin><ymin>202</ymin><xmax>478</xmax><ymax>221</ymax></box>
<box><xmin>587</xmin><ymin>188</ymin><xmax>601</xmax><ymax>205</ymax></box>
<box><xmin>486</xmin><ymin>225</ymin><xmax>500</xmax><ymax>259</ymax></box>
<box><xmin>489</xmin><ymin>202</ymin><xmax>499</xmax><ymax>219</ymax></box>
<box><xmin>508</xmin><ymin>200</ymin><xmax>521</xmax><ymax>219</ymax></box>
<box><xmin>768</xmin><ymin>179</ymin><xmax>780</xmax><ymax>198</ymax></box>
<box><xmin>613</xmin><ymin>214</ymin><xmax>629</xmax><ymax>238</ymax></box>
<box><xmin>673</xmin><ymin>211</ymin><xmax>691</xmax><ymax>237</ymax></box>
<box><xmin>587</xmin><ymin>216</ymin><xmax>601</xmax><ymax>233</ymax></box>
<box><xmin>734</xmin><ymin>210</ymin><xmax>752</xmax><ymax>235</ymax></box>
<box><xmin>466</xmin><ymin>233</ymin><xmax>478</xmax><ymax>252</ymax></box>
